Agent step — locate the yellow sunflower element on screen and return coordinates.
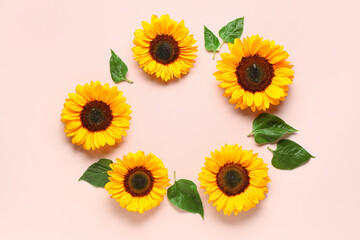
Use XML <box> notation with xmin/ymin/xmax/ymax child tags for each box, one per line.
<box><xmin>105</xmin><ymin>151</ymin><xmax>170</xmax><ymax>213</ymax></box>
<box><xmin>61</xmin><ymin>81</ymin><xmax>131</xmax><ymax>150</ymax></box>
<box><xmin>198</xmin><ymin>144</ymin><xmax>270</xmax><ymax>216</ymax></box>
<box><xmin>132</xmin><ymin>14</ymin><xmax>198</xmax><ymax>82</ymax></box>
<box><xmin>214</xmin><ymin>35</ymin><xmax>294</xmax><ymax>111</ymax></box>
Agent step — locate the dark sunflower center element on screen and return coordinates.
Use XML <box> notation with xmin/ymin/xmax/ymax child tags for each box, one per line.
<box><xmin>216</xmin><ymin>163</ymin><xmax>249</xmax><ymax>196</ymax></box>
<box><xmin>124</xmin><ymin>167</ymin><xmax>154</xmax><ymax>197</ymax></box>
<box><xmin>80</xmin><ymin>100</ymin><xmax>113</xmax><ymax>132</ymax></box>
<box><xmin>246</xmin><ymin>63</ymin><xmax>264</xmax><ymax>83</ymax></box>
<box><xmin>150</xmin><ymin>35</ymin><xmax>179</xmax><ymax>64</ymax></box>
<box><xmin>236</xmin><ymin>55</ymin><xmax>274</xmax><ymax>93</ymax></box>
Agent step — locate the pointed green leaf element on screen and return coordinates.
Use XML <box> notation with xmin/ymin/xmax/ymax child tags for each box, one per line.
<box><xmin>167</xmin><ymin>179</ymin><xmax>204</xmax><ymax>219</ymax></box>
<box><xmin>219</xmin><ymin>17</ymin><xmax>244</xmax><ymax>44</ymax></box>
<box><xmin>109</xmin><ymin>49</ymin><xmax>133</xmax><ymax>84</ymax></box>
<box><xmin>269</xmin><ymin>139</ymin><xmax>315</xmax><ymax>170</ymax></box>
<box><xmin>249</xmin><ymin>113</ymin><xmax>298</xmax><ymax>144</ymax></box>
<box><xmin>204</xmin><ymin>25</ymin><xmax>220</xmax><ymax>52</ymax></box>
<box><xmin>79</xmin><ymin>158</ymin><xmax>113</xmax><ymax>188</ymax></box>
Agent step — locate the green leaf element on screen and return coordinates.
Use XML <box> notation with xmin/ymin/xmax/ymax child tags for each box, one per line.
<box><xmin>219</xmin><ymin>17</ymin><xmax>244</xmax><ymax>44</ymax></box>
<box><xmin>269</xmin><ymin>139</ymin><xmax>315</xmax><ymax>170</ymax></box>
<box><xmin>204</xmin><ymin>25</ymin><xmax>220</xmax><ymax>52</ymax></box>
<box><xmin>249</xmin><ymin>113</ymin><xmax>298</xmax><ymax>144</ymax></box>
<box><xmin>109</xmin><ymin>49</ymin><xmax>133</xmax><ymax>84</ymax></box>
<box><xmin>79</xmin><ymin>158</ymin><xmax>113</xmax><ymax>188</ymax></box>
<box><xmin>167</xmin><ymin>178</ymin><xmax>204</xmax><ymax>219</ymax></box>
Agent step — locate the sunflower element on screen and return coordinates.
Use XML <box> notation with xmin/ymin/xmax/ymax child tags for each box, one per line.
<box><xmin>132</xmin><ymin>14</ymin><xmax>198</xmax><ymax>82</ymax></box>
<box><xmin>105</xmin><ymin>151</ymin><xmax>170</xmax><ymax>213</ymax></box>
<box><xmin>198</xmin><ymin>144</ymin><xmax>270</xmax><ymax>215</ymax></box>
<box><xmin>214</xmin><ymin>35</ymin><xmax>294</xmax><ymax>111</ymax></box>
<box><xmin>61</xmin><ymin>81</ymin><xmax>131</xmax><ymax>150</ymax></box>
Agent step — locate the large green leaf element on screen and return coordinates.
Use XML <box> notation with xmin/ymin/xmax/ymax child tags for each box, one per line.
<box><xmin>269</xmin><ymin>139</ymin><xmax>315</xmax><ymax>170</ymax></box>
<box><xmin>109</xmin><ymin>49</ymin><xmax>133</xmax><ymax>84</ymax></box>
<box><xmin>249</xmin><ymin>113</ymin><xmax>298</xmax><ymax>144</ymax></box>
<box><xmin>204</xmin><ymin>25</ymin><xmax>220</xmax><ymax>52</ymax></box>
<box><xmin>79</xmin><ymin>158</ymin><xmax>113</xmax><ymax>188</ymax></box>
<box><xmin>219</xmin><ymin>17</ymin><xmax>244</xmax><ymax>44</ymax></box>
<box><xmin>167</xmin><ymin>179</ymin><xmax>204</xmax><ymax>219</ymax></box>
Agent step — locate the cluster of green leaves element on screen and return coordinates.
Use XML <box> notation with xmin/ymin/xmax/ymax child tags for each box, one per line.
<box><xmin>248</xmin><ymin>113</ymin><xmax>314</xmax><ymax>170</ymax></box>
<box><xmin>204</xmin><ymin>17</ymin><xmax>244</xmax><ymax>59</ymax></box>
<box><xmin>79</xmin><ymin>160</ymin><xmax>204</xmax><ymax>219</ymax></box>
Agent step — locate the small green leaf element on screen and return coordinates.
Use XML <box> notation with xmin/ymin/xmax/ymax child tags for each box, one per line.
<box><xmin>219</xmin><ymin>17</ymin><xmax>244</xmax><ymax>44</ymax></box>
<box><xmin>109</xmin><ymin>49</ymin><xmax>133</xmax><ymax>84</ymax></box>
<box><xmin>167</xmin><ymin>178</ymin><xmax>204</xmax><ymax>219</ymax></box>
<box><xmin>249</xmin><ymin>113</ymin><xmax>298</xmax><ymax>144</ymax></box>
<box><xmin>204</xmin><ymin>25</ymin><xmax>220</xmax><ymax>52</ymax></box>
<box><xmin>269</xmin><ymin>139</ymin><xmax>315</xmax><ymax>170</ymax></box>
<box><xmin>79</xmin><ymin>158</ymin><xmax>113</xmax><ymax>188</ymax></box>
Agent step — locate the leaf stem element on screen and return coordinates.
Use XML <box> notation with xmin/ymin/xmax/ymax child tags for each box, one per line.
<box><xmin>125</xmin><ymin>78</ymin><xmax>134</xmax><ymax>84</ymax></box>
<box><xmin>267</xmin><ymin>147</ymin><xmax>274</xmax><ymax>152</ymax></box>
<box><xmin>174</xmin><ymin>171</ymin><xmax>177</xmax><ymax>182</ymax></box>
<box><xmin>218</xmin><ymin>41</ymin><xmax>225</xmax><ymax>51</ymax></box>
<box><xmin>212</xmin><ymin>41</ymin><xmax>225</xmax><ymax>60</ymax></box>
<box><xmin>247</xmin><ymin>132</ymin><xmax>254</xmax><ymax>137</ymax></box>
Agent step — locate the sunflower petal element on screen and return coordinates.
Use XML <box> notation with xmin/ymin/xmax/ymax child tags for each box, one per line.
<box><xmin>68</xmin><ymin>93</ymin><xmax>86</xmax><ymax>106</ymax></box>
<box><xmin>272</xmin><ymin>76</ymin><xmax>292</xmax><ymax>86</ymax></box>
<box><xmin>254</xmin><ymin>92</ymin><xmax>263</xmax><ymax>107</ymax></box>
<box><xmin>141</xmin><ymin>21</ymin><xmax>156</xmax><ymax>38</ymax></box>
<box><xmin>265</xmin><ymin>84</ymin><xmax>285</xmax><ymax>99</ymax></box>
<box><xmin>274</xmin><ymin>68</ymin><xmax>294</xmax><ymax>77</ymax></box>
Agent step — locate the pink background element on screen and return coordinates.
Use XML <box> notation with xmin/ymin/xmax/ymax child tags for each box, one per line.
<box><xmin>1</xmin><ymin>0</ymin><xmax>359</xmax><ymax>239</ymax></box>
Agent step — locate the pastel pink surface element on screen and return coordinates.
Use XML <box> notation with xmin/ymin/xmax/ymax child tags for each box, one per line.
<box><xmin>1</xmin><ymin>0</ymin><xmax>359</xmax><ymax>239</ymax></box>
